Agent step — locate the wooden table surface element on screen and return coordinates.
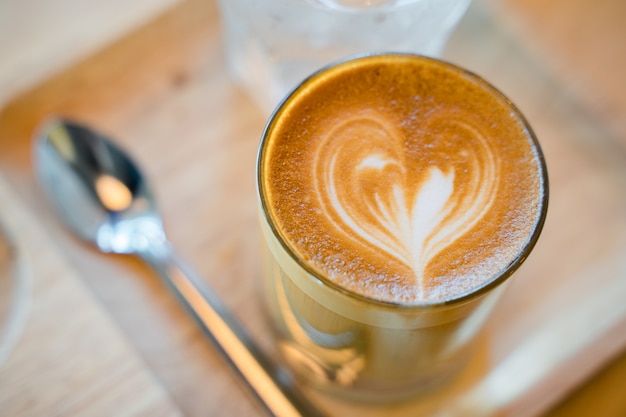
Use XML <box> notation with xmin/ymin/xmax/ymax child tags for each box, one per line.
<box><xmin>1</xmin><ymin>0</ymin><xmax>625</xmax><ymax>416</ymax></box>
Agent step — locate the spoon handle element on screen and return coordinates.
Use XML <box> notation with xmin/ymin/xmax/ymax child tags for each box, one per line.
<box><xmin>139</xmin><ymin>243</ymin><xmax>327</xmax><ymax>417</ymax></box>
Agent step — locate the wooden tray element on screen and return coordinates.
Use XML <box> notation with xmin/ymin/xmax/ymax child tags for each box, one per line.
<box><xmin>1</xmin><ymin>0</ymin><xmax>625</xmax><ymax>416</ymax></box>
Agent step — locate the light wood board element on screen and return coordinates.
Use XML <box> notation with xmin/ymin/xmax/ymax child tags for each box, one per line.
<box><xmin>0</xmin><ymin>0</ymin><xmax>625</xmax><ymax>416</ymax></box>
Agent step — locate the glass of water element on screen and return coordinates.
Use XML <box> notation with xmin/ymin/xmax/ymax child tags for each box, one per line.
<box><xmin>217</xmin><ymin>0</ymin><xmax>472</xmax><ymax>112</ymax></box>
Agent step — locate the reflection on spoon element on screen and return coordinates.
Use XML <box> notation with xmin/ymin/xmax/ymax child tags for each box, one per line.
<box><xmin>34</xmin><ymin>118</ymin><xmax>326</xmax><ymax>417</ymax></box>
<box><xmin>95</xmin><ymin>174</ymin><xmax>133</xmax><ymax>212</ymax></box>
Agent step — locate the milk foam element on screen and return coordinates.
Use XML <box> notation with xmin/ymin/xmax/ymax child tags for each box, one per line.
<box><xmin>261</xmin><ymin>55</ymin><xmax>545</xmax><ymax>304</ymax></box>
<box><xmin>314</xmin><ymin>110</ymin><xmax>499</xmax><ymax>298</ymax></box>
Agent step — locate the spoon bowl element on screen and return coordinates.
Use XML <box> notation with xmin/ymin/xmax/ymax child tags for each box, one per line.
<box><xmin>35</xmin><ymin>120</ymin><xmax>164</xmax><ymax>254</ymax></box>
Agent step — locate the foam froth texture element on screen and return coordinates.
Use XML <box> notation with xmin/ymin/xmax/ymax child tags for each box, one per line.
<box><xmin>261</xmin><ymin>55</ymin><xmax>545</xmax><ymax>304</ymax></box>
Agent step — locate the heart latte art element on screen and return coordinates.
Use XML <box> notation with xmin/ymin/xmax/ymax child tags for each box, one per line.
<box><xmin>314</xmin><ymin>110</ymin><xmax>498</xmax><ymax>299</ymax></box>
<box><xmin>261</xmin><ymin>55</ymin><xmax>545</xmax><ymax>303</ymax></box>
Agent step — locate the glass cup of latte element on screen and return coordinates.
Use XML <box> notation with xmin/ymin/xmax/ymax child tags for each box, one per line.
<box><xmin>256</xmin><ymin>53</ymin><xmax>548</xmax><ymax>400</ymax></box>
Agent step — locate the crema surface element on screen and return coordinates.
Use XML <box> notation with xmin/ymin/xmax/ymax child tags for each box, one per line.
<box><xmin>260</xmin><ymin>55</ymin><xmax>545</xmax><ymax>304</ymax></box>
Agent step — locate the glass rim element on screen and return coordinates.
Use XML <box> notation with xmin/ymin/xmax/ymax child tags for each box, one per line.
<box><xmin>256</xmin><ymin>52</ymin><xmax>549</xmax><ymax>310</ymax></box>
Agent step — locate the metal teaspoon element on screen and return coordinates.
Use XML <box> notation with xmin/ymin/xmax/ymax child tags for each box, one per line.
<box><xmin>34</xmin><ymin>118</ymin><xmax>325</xmax><ymax>417</ymax></box>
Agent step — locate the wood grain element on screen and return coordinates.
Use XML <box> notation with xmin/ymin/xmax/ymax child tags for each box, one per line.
<box><xmin>547</xmin><ymin>351</ymin><xmax>626</xmax><ymax>417</ymax></box>
<box><xmin>486</xmin><ymin>0</ymin><xmax>626</xmax><ymax>148</ymax></box>
<box><xmin>0</xmin><ymin>0</ymin><xmax>179</xmax><ymax>107</ymax></box>
<box><xmin>0</xmin><ymin>173</ymin><xmax>182</xmax><ymax>416</ymax></box>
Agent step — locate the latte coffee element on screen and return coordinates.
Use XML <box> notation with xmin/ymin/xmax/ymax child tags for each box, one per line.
<box><xmin>257</xmin><ymin>54</ymin><xmax>547</xmax><ymax>398</ymax></box>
